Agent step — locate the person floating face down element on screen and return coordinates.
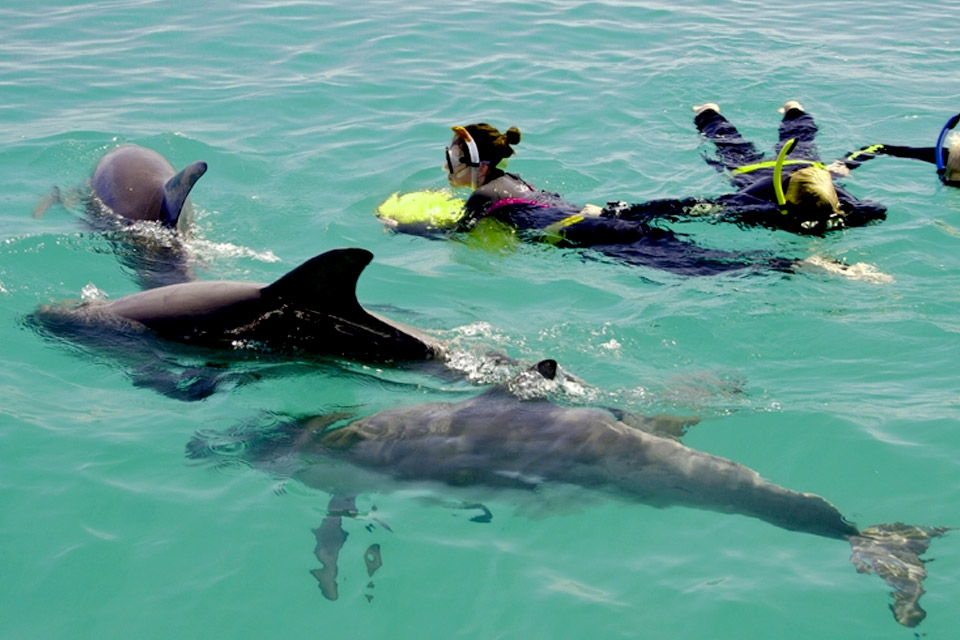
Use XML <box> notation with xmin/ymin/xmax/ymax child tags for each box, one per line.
<box><xmin>414</xmin><ymin>122</ymin><xmax>794</xmax><ymax>277</ymax></box>
<box><xmin>838</xmin><ymin>111</ymin><xmax>960</xmax><ymax>187</ymax></box>
<box><xmin>654</xmin><ymin>100</ymin><xmax>887</xmax><ymax>235</ymax></box>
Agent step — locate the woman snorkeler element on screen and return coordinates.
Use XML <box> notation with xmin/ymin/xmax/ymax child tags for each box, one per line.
<box><xmin>378</xmin><ymin>122</ymin><xmax>794</xmax><ymax>277</ymax></box>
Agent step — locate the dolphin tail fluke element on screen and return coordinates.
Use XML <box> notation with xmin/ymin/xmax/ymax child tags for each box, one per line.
<box><xmin>848</xmin><ymin>522</ymin><xmax>950</xmax><ymax>627</ymax></box>
<box><xmin>160</xmin><ymin>160</ymin><xmax>207</xmax><ymax>228</ymax></box>
<box><xmin>32</xmin><ymin>186</ymin><xmax>62</xmax><ymax>218</ymax></box>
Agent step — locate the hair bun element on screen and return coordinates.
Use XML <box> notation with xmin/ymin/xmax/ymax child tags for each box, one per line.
<box><xmin>505</xmin><ymin>127</ymin><xmax>522</xmax><ymax>145</ymax></box>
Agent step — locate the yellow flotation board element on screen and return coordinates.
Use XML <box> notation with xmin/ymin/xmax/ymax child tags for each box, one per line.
<box><xmin>376</xmin><ymin>190</ymin><xmax>466</xmax><ymax>229</ymax></box>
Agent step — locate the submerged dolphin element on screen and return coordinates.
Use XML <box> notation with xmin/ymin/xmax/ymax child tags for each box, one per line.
<box><xmin>91</xmin><ymin>144</ymin><xmax>208</xmax><ymax>230</ymax></box>
<box><xmin>189</xmin><ymin>360</ymin><xmax>947</xmax><ymax>627</ymax></box>
<box><xmin>27</xmin><ymin>248</ymin><xmax>444</xmax><ymax>399</ymax></box>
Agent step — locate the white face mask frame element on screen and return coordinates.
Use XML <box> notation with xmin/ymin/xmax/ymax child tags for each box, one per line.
<box><xmin>447</xmin><ymin>126</ymin><xmax>481</xmax><ymax>189</ymax></box>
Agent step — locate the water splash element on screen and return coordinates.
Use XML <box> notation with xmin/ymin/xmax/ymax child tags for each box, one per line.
<box><xmin>801</xmin><ymin>255</ymin><xmax>895</xmax><ymax>284</ymax></box>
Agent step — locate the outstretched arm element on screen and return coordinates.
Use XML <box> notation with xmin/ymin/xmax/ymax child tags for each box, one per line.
<box><xmin>604</xmin><ymin>197</ymin><xmax>716</xmax><ymax>223</ymax></box>
<box><xmin>828</xmin><ymin>144</ymin><xmax>946</xmax><ymax>176</ymax></box>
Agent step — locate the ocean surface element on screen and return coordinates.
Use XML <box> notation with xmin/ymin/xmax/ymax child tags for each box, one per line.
<box><xmin>2</xmin><ymin>1</ymin><xmax>959</xmax><ymax>638</ymax></box>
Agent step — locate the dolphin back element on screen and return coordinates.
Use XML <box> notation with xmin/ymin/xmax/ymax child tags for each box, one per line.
<box><xmin>91</xmin><ymin>144</ymin><xmax>206</xmax><ymax>228</ymax></box>
<box><xmin>260</xmin><ymin>248</ymin><xmax>442</xmax><ymax>362</ymax></box>
<box><xmin>263</xmin><ymin>248</ymin><xmax>374</xmax><ymax>315</ymax></box>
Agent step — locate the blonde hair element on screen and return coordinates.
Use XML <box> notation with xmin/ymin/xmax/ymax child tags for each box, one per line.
<box><xmin>946</xmin><ymin>131</ymin><xmax>960</xmax><ymax>182</ymax></box>
<box><xmin>785</xmin><ymin>166</ymin><xmax>842</xmax><ymax>216</ymax></box>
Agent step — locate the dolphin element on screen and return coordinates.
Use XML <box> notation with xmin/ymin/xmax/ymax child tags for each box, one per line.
<box><xmin>188</xmin><ymin>360</ymin><xmax>948</xmax><ymax>627</ymax></box>
<box><xmin>33</xmin><ymin>144</ymin><xmax>209</xmax><ymax>288</ymax></box>
<box><xmin>27</xmin><ymin>248</ymin><xmax>444</xmax><ymax>400</ymax></box>
<box><xmin>91</xmin><ymin>144</ymin><xmax>208</xmax><ymax>230</ymax></box>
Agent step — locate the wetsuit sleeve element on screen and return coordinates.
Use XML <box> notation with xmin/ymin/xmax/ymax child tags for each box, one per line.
<box><xmin>606</xmin><ymin>197</ymin><xmax>708</xmax><ymax>222</ymax></box>
<box><xmin>872</xmin><ymin>145</ymin><xmax>942</xmax><ymax>165</ymax></box>
<box><xmin>842</xmin><ymin>199</ymin><xmax>887</xmax><ymax>227</ymax></box>
<box><xmin>835</xmin><ymin>184</ymin><xmax>887</xmax><ymax>227</ymax></box>
<box><xmin>838</xmin><ymin>144</ymin><xmax>945</xmax><ymax>170</ymax></box>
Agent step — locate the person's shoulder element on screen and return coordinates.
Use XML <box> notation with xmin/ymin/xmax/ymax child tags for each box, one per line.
<box><xmin>486</xmin><ymin>172</ymin><xmax>535</xmax><ymax>194</ymax></box>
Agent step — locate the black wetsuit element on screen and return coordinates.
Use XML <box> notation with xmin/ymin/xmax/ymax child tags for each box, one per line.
<box><xmin>392</xmin><ymin>170</ymin><xmax>792</xmax><ymax>277</ymax></box>
<box><xmin>611</xmin><ymin>108</ymin><xmax>886</xmax><ymax>235</ymax></box>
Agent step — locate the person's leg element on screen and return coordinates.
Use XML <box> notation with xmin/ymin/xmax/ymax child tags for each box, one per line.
<box><xmin>776</xmin><ymin>100</ymin><xmax>820</xmax><ymax>161</ymax></box>
<box><xmin>694</xmin><ymin>104</ymin><xmax>764</xmax><ymax>171</ymax></box>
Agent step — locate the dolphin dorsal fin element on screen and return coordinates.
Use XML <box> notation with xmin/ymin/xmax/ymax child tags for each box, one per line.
<box><xmin>481</xmin><ymin>358</ymin><xmax>560</xmax><ymax>401</ymax></box>
<box><xmin>160</xmin><ymin>160</ymin><xmax>207</xmax><ymax>228</ymax></box>
<box><xmin>532</xmin><ymin>359</ymin><xmax>558</xmax><ymax>380</ymax></box>
<box><xmin>262</xmin><ymin>248</ymin><xmax>374</xmax><ymax>313</ymax></box>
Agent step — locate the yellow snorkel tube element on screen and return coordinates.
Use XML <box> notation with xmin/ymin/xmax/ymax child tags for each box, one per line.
<box><xmin>774</xmin><ymin>138</ymin><xmax>796</xmax><ymax>215</ymax></box>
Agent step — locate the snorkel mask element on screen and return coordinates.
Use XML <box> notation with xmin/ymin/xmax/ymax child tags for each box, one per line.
<box><xmin>935</xmin><ymin>112</ymin><xmax>960</xmax><ymax>185</ymax></box>
<box><xmin>446</xmin><ymin>126</ymin><xmax>482</xmax><ymax>190</ymax></box>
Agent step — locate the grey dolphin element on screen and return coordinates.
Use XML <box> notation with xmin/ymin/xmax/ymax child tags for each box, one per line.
<box><xmin>27</xmin><ymin>248</ymin><xmax>444</xmax><ymax>399</ymax></box>
<box><xmin>189</xmin><ymin>360</ymin><xmax>948</xmax><ymax>626</ymax></box>
<box><xmin>32</xmin><ymin>144</ymin><xmax>209</xmax><ymax>289</ymax></box>
<box><xmin>91</xmin><ymin>144</ymin><xmax>207</xmax><ymax>230</ymax></box>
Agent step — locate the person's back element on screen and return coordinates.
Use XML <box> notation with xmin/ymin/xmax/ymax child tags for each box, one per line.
<box><xmin>691</xmin><ymin>101</ymin><xmax>885</xmax><ymax>234</ymax></box>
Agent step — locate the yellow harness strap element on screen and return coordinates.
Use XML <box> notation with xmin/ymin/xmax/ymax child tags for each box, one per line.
<box><xmin>843</xmin><ymin>144</ymin><xmax>885</xmax><ymax>163</ymax></box>
<box><xmin>731</xmin><ymin>158</ymin><xmax>826</xmax><ymax>175</ymax></box>
<box><xmin>542</xmin><ymin>213</ymin><xmax>585</xmax><ymax>243</ymax></box>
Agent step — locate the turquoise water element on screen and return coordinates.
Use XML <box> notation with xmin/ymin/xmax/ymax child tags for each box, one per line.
<box><xmin>3</xmin><ymin>1</ymin><xmax>959</xmax><ymax>637</ymax></box>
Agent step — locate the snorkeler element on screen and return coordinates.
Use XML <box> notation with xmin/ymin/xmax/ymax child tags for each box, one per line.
<box><xmin>378</xmin><ymin>122</ymin><xmax>791</xmax><ymax>277</ymax></box>
<box><xmin>838</xmin><ymin>111</ymin><xmax>960</xmax><ymax>187</ymax></box>
<box><xmin>659</xmin><ymin>101</ymin><xmax>888</xmax><ymax>234</ymax></box>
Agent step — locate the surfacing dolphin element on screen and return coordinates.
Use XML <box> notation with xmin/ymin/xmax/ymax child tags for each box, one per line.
<box><xmin>34</xmin><ymin>143</ymin><xmax>209</xmax><ymax>288</ymax></box>
<box><xmin>27</xmin><ymin>248</ymin><xmax>444</xmax><ymax>400</ymax></box>
<box><xmin>188</xmin><ymin>360</ymin><xmax>948</xmax><ymax>627</ymax></box>
<box><xmin>90</xmin><ymin>143</ymin><xmax>208</xmax><ymax>230</ymax></box>
<box><xmin>91</xmin><ymin>144</ymin><xmax>207</xmax><ymax>288</ymax></box>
